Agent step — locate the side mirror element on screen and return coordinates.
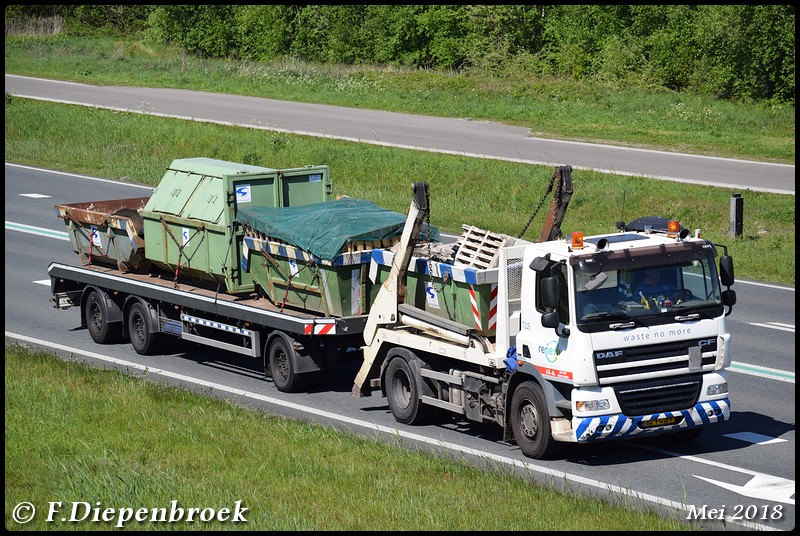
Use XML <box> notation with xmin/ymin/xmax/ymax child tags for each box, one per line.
<box><xmin>541</xmin><ymin>276</ymin><xmax>560</xmax><ymax>309</ymax></box>
<box><xmin>722</xmin><ymin>289</ymin><xmax>737</xmax><ymax>307</ymax></box>
<box><xmin>542</xmin><ymin>311</ymin><xmax>560</xmax><ymax>329</ymax></box>
<box><xmin>719</xmin><ymin>255</ymin><xmax>734</xmax><ymax>287</ymax></box>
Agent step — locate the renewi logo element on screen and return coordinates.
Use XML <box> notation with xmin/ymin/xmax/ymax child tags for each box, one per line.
<box><xmin>538</xmin><ymin>341</ymin><xmax>561</xmax><ymax>363</ymax></box>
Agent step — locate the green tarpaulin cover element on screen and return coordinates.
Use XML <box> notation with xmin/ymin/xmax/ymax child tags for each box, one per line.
<box><xmin>236</xmin><ymin>198</ymin><xmax>439</xmax><ymax>261</ymax></box>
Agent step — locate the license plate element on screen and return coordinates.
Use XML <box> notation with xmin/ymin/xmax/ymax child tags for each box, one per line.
<box><xmin>641</xmin><ymin>416</ymin><xmax>681</xmax><ymax>428</ymax></box>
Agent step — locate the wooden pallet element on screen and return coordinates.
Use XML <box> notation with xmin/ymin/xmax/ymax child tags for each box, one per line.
<box><xmin>453</xmin><ymin>225</ymin><xmax>513</xmax><ymax>269</ymax></box>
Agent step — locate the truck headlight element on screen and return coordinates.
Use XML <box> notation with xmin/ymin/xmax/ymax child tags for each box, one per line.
<box><xmin>706</xmin><ymin>382</ymin><xmax>728</xmax><ymax>396</ymax></box>
<box><xmin>576</xmin><ymin>399</ymin><xmax>610</xmax><ymax>412</ymax></box>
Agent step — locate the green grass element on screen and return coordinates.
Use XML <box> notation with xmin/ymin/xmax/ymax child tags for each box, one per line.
<box><xmin>4</xmin><ymin>96</ymin><xmax>795</xmax><ymax>286</ymax></box>
<box><xmin>5</xmin><ymin>344</ymin><xmax>700</xmax><ymax>531</ymax></box>
<box><xmin>4</xmin><ymin>35</ymin><xmax>795</xmax><ymax>164</ymax></box>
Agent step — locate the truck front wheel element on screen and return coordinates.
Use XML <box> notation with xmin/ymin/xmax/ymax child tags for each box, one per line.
<box><xmin>385</xmin><ymin>356</ymin><xmax>434</xmax><ymax>425</ymax></box>
<box><xmin>510</xmin><ymin>382</ymin><xmax>561</xmax><ymax>459</ymax></box>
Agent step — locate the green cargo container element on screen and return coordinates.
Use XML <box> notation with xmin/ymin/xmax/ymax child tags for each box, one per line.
<box><xmin>236</xmin><ymin>197</ymin><xmax>439</xmax><ymax>317</ymax></box>
<box><xmin>141</xmin><ymin>158</ymin><xmax>331</xmax><ymax>294</ymax></box>
<box><xmin>242</xmin><ymin>236</ymin><xmax>376</xmax><ymax>317</ymax></box>
<box><xmin>369</xmin><ymin>249</ymin><xmax>500</xmax><ymax>336</ymax></box>
<box><xmin>55</xmin><ymin>197</ymin><xmax>151</xmax><ymax>272</ymax></box>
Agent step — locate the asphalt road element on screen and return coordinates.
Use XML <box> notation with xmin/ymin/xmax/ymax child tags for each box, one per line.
<box><xmin>5</xmin><ymin>164</ymin><xmax>796</xmax><ymax>531</ymax></box>
<box><xmin>4</xmin><ymin>74</ymin><xmax>795</xmax><ymax>195</ymax></box>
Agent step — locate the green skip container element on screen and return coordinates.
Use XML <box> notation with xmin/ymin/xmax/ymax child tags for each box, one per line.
<box><xmin>236</xmin><ymin>197</ymin><xmax>439</xmax><ymax>317</ymax></box>
<box><xmin>141</xmin><ymin>157</ymin><xmax>332</xmax><ymax>294</ymax></box>
<box><xmin>368</xmin><ymin>249</ymin><xmax>501</xmax><ymax>336</ymax></box>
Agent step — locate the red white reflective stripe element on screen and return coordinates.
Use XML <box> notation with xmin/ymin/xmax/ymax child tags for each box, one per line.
<box><xmin>469</xmin><ymin>284</ymin><xmax>499</xmax><ymax>332</ymax></box>
<box><xmin>488</xmin><ymin>284</ymin><xmax>498</xmax><ymax>331</ymax></box>
<box><xmin>304</xmin><ymin>322</ymin><xmax>336</xmax><ymax>335</ymax></box>
<box><xmin>469</xmin><ymin>285</ymin><xmax>481</xmax><ymax>330</ymax></box>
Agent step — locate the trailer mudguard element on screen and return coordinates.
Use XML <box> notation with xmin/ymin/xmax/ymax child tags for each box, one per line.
<box><xmin>81</xmin><ymin>286</ymin><xmax>124</xmax><ymax>326</ymax></box>
<box><xmin>123</xmin><ymin>296</ymin><xmax>160</xmax><ymax>335</ymax></box>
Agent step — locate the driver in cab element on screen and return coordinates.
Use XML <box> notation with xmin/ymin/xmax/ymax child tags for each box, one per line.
<box><xmin>636</xmin><ymin>269</ymin><xmax>676</xmax><ymax>308</ymax></box>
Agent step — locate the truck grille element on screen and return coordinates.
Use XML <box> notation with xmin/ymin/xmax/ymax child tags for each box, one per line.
<box><xmin>595</xmin><ymin>337</ymin><xmax>717</xmax><ymax>384</ymax></box>
<box><xmin>614</xmin><ymin>374</ymin><xmax>702</xmax><ymax>416</ymax></box>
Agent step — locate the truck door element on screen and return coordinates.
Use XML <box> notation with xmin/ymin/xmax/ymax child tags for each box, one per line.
<box><xmin>516</xmin><ymin>256</ymin><xmax>573</xmax><ymax>382</ymax></box>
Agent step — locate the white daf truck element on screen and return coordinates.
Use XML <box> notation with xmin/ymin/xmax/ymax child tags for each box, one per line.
<box><xmin>353</xmin><ymin>182</ymin><xmax>736</xmax><ymax>459</ymax></box>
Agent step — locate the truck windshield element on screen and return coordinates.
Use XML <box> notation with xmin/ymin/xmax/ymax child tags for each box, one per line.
<box><xmin>571</xmin><ymin>246</ymin><xmax>724</xmax><ymax>327</ymax></box>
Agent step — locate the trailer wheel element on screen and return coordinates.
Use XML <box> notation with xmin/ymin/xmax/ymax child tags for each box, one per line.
<box><xmin>128</xmin><ymin>302</ymin><xmax>158</xmax><ymax>355</ymax></box>
<box><xmin>84</xmin><ymin>290</ymin><xmax>118</xmax><ymax>344</ymax></box>
<box><xmin>385</xmin><ymin>356</ymin><xmax>435</xmax><ymax>425</ymax></box>
<box><xmin>268</xmin><ymin>337</ymin><xmax>301</xmax><ymax>393</ymax></box>
<box><xmin>510</xmin><ymin>382</ymin><xmax>561</xmax><ymax>459</ymax></box>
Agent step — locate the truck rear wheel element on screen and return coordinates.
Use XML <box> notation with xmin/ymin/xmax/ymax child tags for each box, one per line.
<box><xmin>510</xmin><ymin>382</ymin><xmax>561</xmax><ymax>459</ymax></box>
<box><xmin>84</xmin><ymin>290</ymin><xmax>118</xmax><ymax>344</ymax></box>
<box><xmin>128</xmin><ymin>302</ymin><xmax>158</xmax><ymax>355</ymax></box>
<box><xmin>385</xmin><ymin>356</ymin><xmax>435</xmax><ymax>425</ymax></box>
<box><xmin>268</xmin><ymin>337</ymin><xmax>302</xmax><ymax>393</ymax></box>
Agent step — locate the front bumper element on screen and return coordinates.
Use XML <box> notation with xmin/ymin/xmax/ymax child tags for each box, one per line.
<box><xmin>572</xmin><ymin>399</ymin><xmax>730</xmax><ymax>443</ymax></box>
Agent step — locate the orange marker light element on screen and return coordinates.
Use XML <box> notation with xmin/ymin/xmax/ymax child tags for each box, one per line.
<box><xmin>571</xmin><ymin>231</ymin><xmax>584</xmax><ymax>249</ymax></box>
<box><xmin>667</xmin><ymin>220</ymin><xmax>680</xmax><ymax>237</ymax></box>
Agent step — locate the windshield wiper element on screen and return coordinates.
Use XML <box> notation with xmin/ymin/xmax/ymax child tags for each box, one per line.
<box><xmin>609</xmin><ymin>321</ymin><xmax>636</xmax><ymax>330</ymax></box>
<box><xmin>582</xmin><ymin>311</ymin><xmax>645</xmax><ymax>329</ymax></box>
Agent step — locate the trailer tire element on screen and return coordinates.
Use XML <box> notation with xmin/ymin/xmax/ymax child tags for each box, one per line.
<box><xmin>84</xmin><ymin>290</ymin><xmax>118</xmax><ymax>344</ymax></box>
<box><xmin>128</xmin><ymin>302</ymin><xmax>159</xmax><ymax>355</ymax></box>
<box><xmin>510</xmin><ymin>381</ymin><xmax>561</xmax><ymax>460</ymax></box>
<box><xmin>385</xmin><ymin>356</ymin><xmax>435</xmax><ymax>425</ymax></box>
<box><xmin>268</xmin><ymin>337</ymin><xmax>302</xmax><ymax>393</ymax></box>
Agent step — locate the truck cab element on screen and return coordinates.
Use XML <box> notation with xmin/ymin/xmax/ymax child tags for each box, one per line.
<box><xmin>514</xmin><ymin>218</ymin><xmax>735</xmax><ymax>452</ymax></box>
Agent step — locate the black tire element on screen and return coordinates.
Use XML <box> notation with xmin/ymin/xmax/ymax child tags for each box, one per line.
<box><xmin>510</xmin><ymin>381</ymin><xmax>561</xmax><ymax>459</ymax></box>
<box><xmin>128</xmin><ymin>302</ymin><xmax>158</xmax><ymax>355</ymax></box>
<box><xmin>84</xmin><ymin>291</ymin><xmax>118</xmax><ymax>344</ymax></box>
<box><xmin>385</xmin><ymin>356</ymin><xmax>436</xmax><ymax>425</ymax></box>
<box><xmin>268</xmin><ymin>337</ymin><xmax>302</xmax><ymax>392</ymax></box>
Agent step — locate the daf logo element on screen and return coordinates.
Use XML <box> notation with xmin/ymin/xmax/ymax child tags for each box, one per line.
<box><xmin>596</xmin><ymin>350</ymin><xmax>624</xmax><ymax>359</ymax></box>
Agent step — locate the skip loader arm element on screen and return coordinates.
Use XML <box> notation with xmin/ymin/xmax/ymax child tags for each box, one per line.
<box><xmin>352</xmin><ymin>182</ymin><xmax>430</xmax><ymax>397</ymax></box>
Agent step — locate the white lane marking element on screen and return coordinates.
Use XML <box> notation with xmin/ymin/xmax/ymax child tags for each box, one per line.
<box><xmin>5</xmin><ymin>221</ymin><xmax>70</xmax><ymax>240</ymax></box>
<box><xmin>747</xmin><ymin>322</ymin><xmax>795</xmax><ymax>333</ymax></box>
<box><xmin>5</xmin><ymin>162</ymin><xmax>154</xmax><ymax>190</ymax></box>
<box><xmin>634</xmin><ymin>444</ymin><xmax>795</xmax><ymax>506</ymax></box>
<box><xmin>724</xmin><ymin>432</ymin><xmax>787</xmax><ymax>445</ymax></box>
<box><xmin>20</xmin><ymin>193</ymin><xmax>51</xmax><ymax>198</ymax></box>
<box><xmin>4</xmin><ymin>331</ymin><xmax>779</xmax><ymax>531</ymax></box>
<box><xmin>694</xmin><ymin>474</ymin><xmax>795</xmax><ymax>505</ymax></box>
<box><xmin>34</xmin><ymin>279</ymin><xmax>51</xmax><ymax>286</ymax></box>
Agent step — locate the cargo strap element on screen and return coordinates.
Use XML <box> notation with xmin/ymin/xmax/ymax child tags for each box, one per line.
<box><xmin>159</xmin><ymin>217</ymin><xmax>205</xmax><ymax>287</ymax></box>
<box><xmin>257</xmin><ymin>245</ymin><xmax>324</xmax><ymax>313</ymax></box>
<box><xmin>64</xmin><ymin>212</ymin><xmax>107</xmax><ymax>265</ymax></box>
